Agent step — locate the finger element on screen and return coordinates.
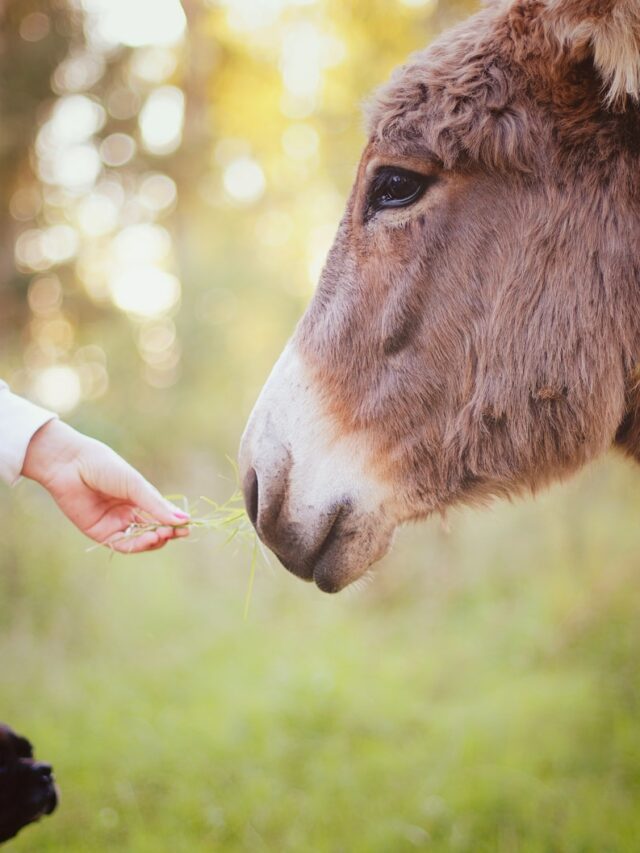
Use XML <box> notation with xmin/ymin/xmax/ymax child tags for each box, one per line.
<box><xmin>152</xmin><ymin>525</ymin><xmax>176</xmax><ymax>539</ymax></box>
<box><xmin>159</xmin><ymin>525</ymin><xmax>190</xmax><ymax>542</ymax></box>
<box><xmin>108</xmin><ymin>529</ymin><xmax>165</xmax><ymax>554</ymax></box>
<box><xmin>155</xmin><ymin>525</ymin><xmax>190</xmax><ymax>544</ymax></box>
<box><xmin>96</xmin><ymin>519</ymin><xmax>189</xmax><ymax>553</ymax></box>
<box><xmin>85</xmin><ymin>505</ymin><xmax>138</xmax><ymax>545</ymax></box>
<box><xmin>143</xmin><ymin>538</ymin><xmax>169</xmax><ymax>553</ymax></box>
<box><xmin>173</xmin><ymin>526</ymin><xmax>190</xmax><ymax>538</ymax></box>
<box><xmin>127</xmin><ymin>474</ymin><xmax>190</xmax><ymax>527</ymax></box>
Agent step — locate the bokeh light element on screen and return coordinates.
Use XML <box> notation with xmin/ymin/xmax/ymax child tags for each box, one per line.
<box><xmin>52</xmin><ymin>51</ymin><xmax>106</xmax><ymax>94</ymax></box>
<box><xmin>19</xmin><ymin>11</ymin><xmax>51</xmax><ymax>42</ymax></box>
<box><xmin>27</xmin><ymin>276</ymin><xmax>63</xmax><ymax>316</ymax></box>
<box><xmin>100</xmin><ymin>133</ymin><xmax>136</xmax><ymax>167</ymax></box>
<box><xmin>33</xmin><ymin>365</ymin><xmax>82</xmax><ymax>413</ymax></box>
<box><xmin>9</xmin><ymin>187</ymin><xmax>42</xmax><ymax>222</ymax></box>
<box><xmin>109</xmin><ymin>268</ymin><xmax>181</xmax><ymax>318</ymax></box>
<box><xmin>138</xmin><ymin>173</ymin><xmax>177</xmax><ymax>214</ymax></box>
<box><xmin>77</xmin><ymin>193</ymin><xmax>120</xmax><ymax>236</ymax></box>
<box><xmin>139</xmin><ymin>87</ymin><xmax>185</xmax><ymax>155</ymax></box>
<box><xmin>38</xmin><ymin>95</ymin><xmax>106</xmax><ymax>148</ymax></box>
<box><xmin>130</xmin><ymin>47</ymin><xmax>179</xmax><ymax>83</ymax></box>
<box><xmin>82</xmin><ymin>0</ymin><xmax>186</xmax><ymax>47</ymax></box>
<box><xmin>223</xmin><ymin>156</ymin><xmax>266</xmax><ymax>204</ymax></box>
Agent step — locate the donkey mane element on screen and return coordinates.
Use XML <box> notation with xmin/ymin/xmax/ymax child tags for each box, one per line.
<box><xmin>367</xmin><ymin>0</ymin><xmax>640</xmax><ymax>175</ymax></box>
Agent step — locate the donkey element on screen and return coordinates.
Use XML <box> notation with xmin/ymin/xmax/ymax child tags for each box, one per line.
<box><xmin>239</xmin><ymin>0</ymin><xmax>640</xmax><ymax>593</ymax></box>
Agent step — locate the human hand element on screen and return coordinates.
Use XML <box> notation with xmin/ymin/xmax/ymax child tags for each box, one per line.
<box><xmin>22</xmin><ymin>420</ymin><xmax>190</xmax><ymax>553</ymax></box>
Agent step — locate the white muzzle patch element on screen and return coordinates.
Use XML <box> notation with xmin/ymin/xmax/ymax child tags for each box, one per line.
<box><xmin>238</xmin><ymin>341</ymin><xmax>397</xmax><ymax>591</ymax></box>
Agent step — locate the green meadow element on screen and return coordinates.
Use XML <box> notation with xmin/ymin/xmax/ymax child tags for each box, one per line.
<box><xmin>3</xmin><ymin>455</ymin><xmax>640</xmax><ymax>852</ymax></box>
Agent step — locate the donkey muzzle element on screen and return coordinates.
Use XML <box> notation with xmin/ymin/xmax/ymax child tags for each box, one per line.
<box><xmin>238</xmin><ymin>343</ymin><xmax>397</xmax><ymax>591</ymax></box>
<box><xmin>239</xmin><ymin>442</ymin><xmax>395</xmax><ymax>592</ymax></box>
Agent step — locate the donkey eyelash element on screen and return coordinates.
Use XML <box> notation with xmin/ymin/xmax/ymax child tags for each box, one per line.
<box><xmin>365</xmin><ymin>167</ymin><xmax>434</xmax><ymax>219</ymax></box>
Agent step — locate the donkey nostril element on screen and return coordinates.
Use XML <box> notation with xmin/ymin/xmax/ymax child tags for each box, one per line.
<box><xmin>244</xmin><ymin>467</ymin><xmax>259</xmax><ymax>526</ymax></box>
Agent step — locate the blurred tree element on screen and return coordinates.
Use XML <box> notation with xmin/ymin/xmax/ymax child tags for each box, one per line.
<box><xmin>0</xmin><ymin>0</ymin><xmax>76</xmax><ymax>334</ymax></box>
<box><xmin>0</xmin><ymin>0</ymin><xmax>188</xmax><ymax>418</ymax></box>
<box><xmin>0</xmin><ymin>0</ymin><xmax>480</xmax><ymax>463</ymax></box>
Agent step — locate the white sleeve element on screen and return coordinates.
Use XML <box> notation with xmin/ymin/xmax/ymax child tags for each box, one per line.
<box><xmin>0</xmin><ymin>381</ymin><xmax>57</xmax><ymax>486</ymax></box>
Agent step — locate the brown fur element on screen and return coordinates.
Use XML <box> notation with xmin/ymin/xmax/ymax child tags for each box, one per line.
<box><xmin>293</xmin><ymin>0</ymin><xmax>640</xmax><ymax>522</ymax></box>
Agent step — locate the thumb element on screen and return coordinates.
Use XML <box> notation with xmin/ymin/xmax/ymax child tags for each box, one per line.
<box><xmin>127</xmin><ymin>472</ymin><xmax>190</xmax><ymax>526</ymax></box>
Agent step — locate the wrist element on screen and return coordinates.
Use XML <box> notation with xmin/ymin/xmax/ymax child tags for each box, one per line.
<box><xmin>21</xmin><ymin>419</ymin><xmax>84</xmax><ymax>487</ymax></box>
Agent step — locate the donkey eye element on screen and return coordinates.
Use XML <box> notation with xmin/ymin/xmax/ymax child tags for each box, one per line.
<box><xmin>367</xmin><ymin>168</ymin><xmax>430</xmax><ymax>215</ymax></box>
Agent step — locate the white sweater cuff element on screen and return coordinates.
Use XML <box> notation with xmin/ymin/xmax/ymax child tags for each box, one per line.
<box><xmin>0</xmin><ymin>382</ymin><xmax>57</xmax><ymax>486</ymax></box>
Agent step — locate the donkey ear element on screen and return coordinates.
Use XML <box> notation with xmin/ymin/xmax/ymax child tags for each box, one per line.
<box><xmin>543</xmin><ymin>0</ymin><xmax>640</xmax><ymax>105</ymax></box>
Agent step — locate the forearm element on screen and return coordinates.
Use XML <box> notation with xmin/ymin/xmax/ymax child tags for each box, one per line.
<box><xmin>0</xmin><ymin>382</ymin><xmax>57</xmax><ymax>486</ymax></box>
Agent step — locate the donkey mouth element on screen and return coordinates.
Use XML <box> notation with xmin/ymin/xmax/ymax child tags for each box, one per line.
<box><xmin>313</xmin><ymin>563</ymin><xmax>349</xmax><ymax>594</ymax></box>
<box><xmin>275</xmin><ymin>552</ymin><xmax>353</xmax><ymax>594</ymax></box>
<box><xmin>270</xmin><ymin>505</ymin><xmax>394</xmax><ymax>594</ymax></box>
<box><xmin>310</xmin><ymin>504</ymin><xmax>357</xmax><ymax>593</ymax></box>
<box><xmin>268</xmin><ymin>503</ymin><xmax>352</xmax><ymax>592</ymax></box>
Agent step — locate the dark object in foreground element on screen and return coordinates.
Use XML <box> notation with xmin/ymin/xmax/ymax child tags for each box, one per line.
<box><xmin>0</xmin><ymin>724</ymin><xmax>58</xmax><ymax>843</ymax></box>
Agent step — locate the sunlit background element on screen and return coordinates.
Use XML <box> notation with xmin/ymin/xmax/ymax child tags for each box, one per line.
<box><xmin>3</xmin><ymin>1</ymin><xmax>640</xmax><ymax>851</ymax></box>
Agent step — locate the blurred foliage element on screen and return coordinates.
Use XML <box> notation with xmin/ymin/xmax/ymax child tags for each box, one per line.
<box><xmin>0</xmin><ymin>0</ymin><xmax>473</xmax><ymax>466</ymax></box>
<box><xmin>3</xmin><ymin>0</ymin><xmax>640</xmax><ymax>851</ymax></box>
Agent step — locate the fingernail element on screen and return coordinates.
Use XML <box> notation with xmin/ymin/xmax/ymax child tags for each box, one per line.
<box><xmin>171</xmin><ymin>508</ymin><xmax>190</xmax><ymax>520</ymax></box>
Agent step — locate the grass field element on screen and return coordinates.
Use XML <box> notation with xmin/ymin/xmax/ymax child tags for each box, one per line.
<box><xmin>2</xmin><ymin>454</ymin><xmax>640</xmax><ymax>852</ymax></box>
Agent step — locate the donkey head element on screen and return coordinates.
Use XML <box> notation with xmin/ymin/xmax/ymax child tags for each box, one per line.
<box><xmin>240</xmin><ymin>0</ymin><xmax>640</xmax><ymax>592</ymax></box>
